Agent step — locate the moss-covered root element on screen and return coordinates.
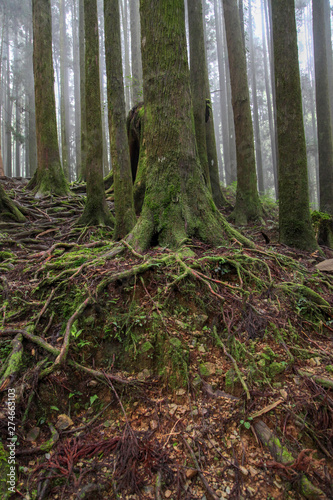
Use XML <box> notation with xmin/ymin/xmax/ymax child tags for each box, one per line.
<box><xmin>0</xmin><ymin>334</ymin><xmax>23</xmax><ymax>389</ymax></box>
<box><xmin>254</xmin><ymin>420</ymin><xmax>326</xmax><ymax>499</ymax></box>
<box><xmin>0</xmin><ymin>441</ymin><xmax>13</xmax><ymax>499</ymax></box>
<box><xmin>0</xmin><ymin>184</ymin><xmax>26</xmax><ymax>223</ymax></box>
<box><xmin>298</xmin><ymin>370</ymin><xmax>333</xmax><ymax>390</ymax></box>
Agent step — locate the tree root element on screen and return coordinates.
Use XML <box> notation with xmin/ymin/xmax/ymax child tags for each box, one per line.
<box><xmin>0</xmin><ymin>333</ymin><xmax>23</xmax><ymax>390</ymax></box>
<box><xmin>253</xmin><ymin>420</ymin><xmax>326</xmax><ymax>499</ymax></box>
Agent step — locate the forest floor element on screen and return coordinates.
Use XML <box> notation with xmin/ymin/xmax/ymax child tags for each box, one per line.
<box><xmin>0</xmin><ymin>177</ymin><xmax>333</xmax><ymax>500</ymax></box>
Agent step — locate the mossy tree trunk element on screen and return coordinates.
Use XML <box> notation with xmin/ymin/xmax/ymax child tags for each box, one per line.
<box><xmin>104</xmin><ymin>0</ymin><xmax>136</xmax><ymax>239</ymax></box>
<box><xmin>128</xmin><ymin>0</ymin><xmax>253</xmax><ymax>251</ymax></box>
<box><xmin>188</xmin><ymin>0</ymin><xmax>228</xmax><ymax>209</ymax></box>
<box><xmin>0</xmin><ymin>183</ymin><xmax>26</xmax><ymax>222</ymax></box>
<box><xmin>222</xmin><ymin>0</ymin><xmax>262</xmax><ymax>224</ymax></box>
<box><xmin>78</xmin><ymin>0</ymin><xmax>113</xmax><ymax>227</ymax></box>
<box><xmin>187</xmin><ymin>0</ymin><xmax>211</xmax><ymax>192</ymax></box>
<box><xmin>78</xmin><ymin>0</ymin><xmax>87</xmax><ymax>182</ymax></box>
<box><xmin>271</xmin><ymin>0</ymin><xmax>318</xmax><ymax>251</ymax></box>
<box><xmin>313</xmin><ymin>0</ymin><xmax>333</xmax><ymax>215</ymax></box>
<box><xmin>28</xmin><ymin>0</ymin><xmax>69</xmax><ymax>198</ymax></box>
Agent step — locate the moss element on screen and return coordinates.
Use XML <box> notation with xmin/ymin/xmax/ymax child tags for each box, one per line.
<box><xmin>0</xmin><ymin>441</ymin><xmax>12</xmax><ymax>499</ymax></box>
<box><xmin>268</xmin><ymin>361</ymin><xmax>287</xmax><ymax>378</ymax></box>
<box><xmin>0</xmin><ymin>251</ymin><xmax>14</xmax><ymax>261</ymax></box>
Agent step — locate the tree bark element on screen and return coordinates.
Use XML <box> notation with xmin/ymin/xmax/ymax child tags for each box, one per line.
<box><xmin>129</xmin><ymin>0</ymin><xmax>142</xmax><ymax>105</ymax></box>
<box><xmin>78</xmin><ymin>0</ymin><xmax>113</xmax><ymax>226</ymax></box>
<box><xmin>313</xmin><ymin>0</ymin><xmax>333</xmax><ymax>215</ymax></box>
<box><xmin>0</xmin><ymin>183</ymin><xmax>26</xmax><ymax>222</ymax></box>
<box><xmin>271</xmin><ymin>0</ymin><xmax>318</xmax><ymax>250</ymax></box>
<box><xmin>128</xmin><ymin>0</ymin><xmax>253</xmax><ymax>251</ymax></box>
<box><xmin>248</xmin><ymin>0</ymin><xmax>264</xmax><ymax>195</ymax></box>
<box><xmin>222</xmin><ymin>0</ymin><xmax>262</xmax><ymax>224</ymax></box>
<box><xmin>104</xmin><ymin>0</ymin><xmax>136</xmax><ymax>239</ymax></box>
<box><xmin>79</xmin><ymin>0</ymin><xmax>87</xmax><ymax>181</ymax></box>
<box><xmin>28</xmin><ymin>0</ymin><xmax>68</xmax><ymax>197</ymax></box>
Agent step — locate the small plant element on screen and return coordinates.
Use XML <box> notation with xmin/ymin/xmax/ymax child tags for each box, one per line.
<box><xmin>239</xmin><ymin>416</ymin><xmax>253</xmax><ymax>430</ymax></box>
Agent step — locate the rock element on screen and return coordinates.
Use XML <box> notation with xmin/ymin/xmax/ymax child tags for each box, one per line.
<box><xmin>185</xmin><ymin>468</ymin><xmax>198</xmax><ymax>479</ymax></box>
<box><xmin>150</xmin><ymin>420</ymin><xmax>158</xmax><ymax>430</ymax></box>
<box><xmin>239</xmin><ymin>465</ymin><xmax>249</xmax><ymax>476</ymax></box>
<box><xmin>199</xmin><ymin>362</ymin><xmax>216</xmax><ymax>376</ymax></box>
<box><xmin>164</xmin><ymin>490</ymin><xmax>172</xmax><ymax>498</ymax></box>
<box><xmin>137</xmin><ymin>368</ymin><xmax>151</xmax><ymax>380</ymax></box>
<box><xmin>55</xmin><ymin>414</ymin><xmax>74</xmax><ymax>431</ymax></box>
<box><xmin>176</xmin><ymin>388</ymin><xmax>186</xmax><ymax>396</ymax></box>
<box><xmin>87</xmin><ymin>380</ymin><xmax>98</xmax><ymax>387</ymax></box>
<box><xmin>198</xmin><ymin>344</ymin><xmax>206</xmax><ymax>353</ymax></box>
<box><xmin>26</xmin><ymin>427</ymin><xmax>40</xmax><ymax>442</ymax></box>
<box><xmin>316</xmin><ymin>258</ymin><xmax>333</xmax><ymax>272</ymax></box>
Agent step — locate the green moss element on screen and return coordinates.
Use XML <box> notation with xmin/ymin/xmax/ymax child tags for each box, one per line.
<box><xmin>268</xmin><ymin>361</ymin><xmax>286</xmax><ymax>378</ymax></box>
<box><xmin>0</xmin><ymin>251</ymin><xmax>14</xmax><ymax>261</ymax></box>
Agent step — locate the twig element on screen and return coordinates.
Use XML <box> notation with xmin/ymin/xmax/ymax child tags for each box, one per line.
<box><xmin>181</xmin><ymin>436</ymin><xmax>219</xmax><ymax>500</ymax></box>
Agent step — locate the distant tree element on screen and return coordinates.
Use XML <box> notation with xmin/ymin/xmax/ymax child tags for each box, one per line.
<box><xmin>104</xmin><ymin>0</ymin><xmax>136</xmax><ymax>238</ymax></box>
<box><xmin>78</xmin><ymin>0</ymin><xmax>87</xmax><ymax>181</ymax></box>
<box><xmin>222</xmin><ymin>0</ymin><xmax>262</xmax><ymax>224</ymax></box>
<box><xmin>248</xmin><ymin>0</ymin><xmax>264</xmax><ymax>195</ymax></box>
<box><xmin>78</xmin><ymin>0</ymin><xmax>113</xmax><ymax>226</ymax></box>
<box><xmin>271</xmin><ymin>0</ymin><xmax>317</xmax><ymax>250</ymax></box>
<box><xmin>128</xmin><ymin>0</ymin><xmax>252</xmax><ymax>250</ymax></box>
<box><xmin>313</xmin><ymin>0</ymin><xmax>333</xmax><ymax>215</ymax></box>
<box><xmin>129</xmin><ymin>0</ymin><xmax>142</xmax><ymax>105</ymax></box>
<box><xmin>28</xmin><ymin>0</ymin><xmax>68</xmax><ymax>196</ymax></box>
<box><xmin>188</xmin><ymin>0</ymin><xmax>228</xmax><ymax>208</ymax></box>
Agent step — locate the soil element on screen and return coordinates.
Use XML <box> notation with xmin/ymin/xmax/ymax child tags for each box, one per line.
<box><xmin>0</xmin><ymin>177</ymin><xmax>332</xmax><ymax>500</ymax></box>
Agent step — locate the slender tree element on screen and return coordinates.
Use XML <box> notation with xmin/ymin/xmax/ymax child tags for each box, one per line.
<box><xmin>129</xmin><ymin>0</ymin><xmax>142</xmax><ymax>105</ymax></box>
<box><xmin>128</xmin><ymin>0</ymin><xmax>252</xmax><ymax>250</ymax></box>
<box><xmin>28</xmin><ymin>0</ymin><xmax>68</xmax><ymax>196</ymax></box>
<box><xmin>313</xmin><ymin>0</ymin><xmax>333</xmax><ymax>215</ymax></box>
<box><xmin>188</xmin><ymin>0</ymin><xmax>211</xmax><ymax>191</ymax></box>
<box><xmin>79</xmin><ymin>0</ymin><xmax>87</xmax><ymax>181</ymax></box>
<box><xmin>271</xmin><ymin>0</ymin><xmax>317</xmax><ymax>250</ymax></box>
<box><xmin>78</xmin><ymin>0</ymin><xmax>113</xmax><ymax>226</ymax></box>
<box><xmin>248</xmin><ymin>0</ymin><xmax>264</xmax><ymax>194</ymax></box>
<box><xmin>104</xmin><ymin>0</ymin><xmax>136</xmax><ymax>239</ymax></box>
<box><xmin>222</xmin><ymin>0</ymin><xmax>262</xmax><ymax>224</ymax></box>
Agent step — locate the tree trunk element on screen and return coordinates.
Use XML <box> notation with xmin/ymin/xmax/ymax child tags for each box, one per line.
<box><xmin>104</xmin><ymin>0</ymin><xmax>136</xmax><ymax>239</ymax></box>
<box><xmin>0</xmin><ymin>12</ymin><xmax>5</xmax><ymax>177</ymax></box>
<box><xmin>78</xmin><ymin>0</ymin><xmax>113</xmax><ymax>226</ymax></box>
<box><xmin>129</xmin><ymin>0</ymin><xmax>142</xmax><ymax>105</ymax></box>
<box><xmin>72</xmin><ymin>0</ymin><xmax>81</xmax><ymax>179</ymax></box>
<box><xmin>28</xmin><ymin>0</ymin><xmax>68</xmax><ymax>197</ymax></box>
<box><xmin>79</xmin><ymin>0</ymin><xmax>87</xmax><ymax>181</ymax></box>
<box><xmin>214</xmin><ymin>0</ymin><xmax>230</xmax><ymax>185</ymax></box>
<box><xmin>248</xmin><ymin>0</ymin><xmax>264</xmax><ymax>195</ymax></box>
<box><xmin>313</xmin><ymin>0</ymin><xmax>333</xmax><ymax>215</ymax></box>
<box><xmin>261</xmin><ymin>0</ymin><xmax>278</xmax><ymax>198</ymax></box>
<box><xmin>128</xmin><ymin>0</ymin><xmax>253</xmax><ymax>251</ymax></box>
<box><xmin>271</xmin><ymin>0</ymin><xmax>317</xmax><ymax>251</ymax></box>
<box><xmin>188</xmin><ymin>0</ymin><xmax>211</xmax><ymax>191</ymax></box>
<box><xmin>222</xmin><ymin>0</ymin><xmax>262</xmax><ymax>224</ymax></box>
<box><xmin>60</xmin><ymin>0</ymin><xmax>70</xmax><ymax>180</ymax></box>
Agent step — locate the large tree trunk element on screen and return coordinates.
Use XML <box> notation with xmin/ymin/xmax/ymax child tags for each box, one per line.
<box><xmin>222</xmin><ymin>0</ymin><xmax>262</xmax><ymax>224</ymax></box>
<box><xmin>78</xmin><ymin>0</ymin><xmax>113</xmax><ymax>226</ymax></box>
<box><xmin>271</xmin><ymin>0</ymin><xmax>317</xmax><ymax>251</ymax></box>
<box><xmin>104</xmin><ymin>0</ymin><xmax>136</xmax><ymax>239</ymax></box>
<box><xmin>128</xmin><ymin>0</ymin><xmax>253</xmax><ymax>251</ymax></box>
<box><xmin>313</xmin><ymin>0</ymin><xmax>333</xmax><ymax>215</ymax></box>
<box><xmin>28</xmin><ymin>0</ymin><xmax>68</xmax><ymax>197</ymax></box>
